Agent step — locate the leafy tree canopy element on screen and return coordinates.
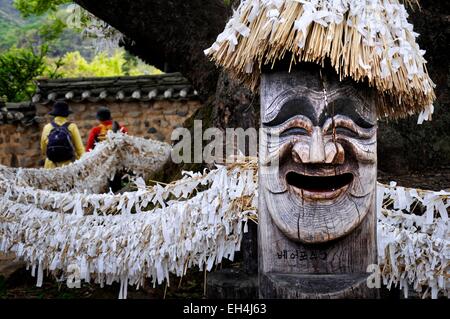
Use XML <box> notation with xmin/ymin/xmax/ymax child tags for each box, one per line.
<box><xmin>0</xmin><ymin>46</ymin><xmax>56</xmax><ymax>102</ymax></box>
<box><xmin>13</xmin><ymin>0</ymin><xmax>70</xmax><ymax>17</ymax></box>
<box><xmin>51</xmin><ymin>49</ymin><xmax>162</xmax><ymax>78</ymax></box>
<box><xmin>0</xmin><ymin>0</ymin><xmax>95</xmax><ymax>57</ymax></box>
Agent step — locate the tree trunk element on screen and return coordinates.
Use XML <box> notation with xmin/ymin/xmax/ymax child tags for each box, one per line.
<box><xmin>75</xmin><ymin>0</ymin><xmax>224</xmax><ymax>96</ymax></box>
<box><xmin>74</xmin><ymin>1</ymin><xmax>449</xmax><ymax>174</ymax></box>
<box><xmin>75</xmin><ymin>0</ymin><xmax>260</xmax><ymax>136</ymax></box>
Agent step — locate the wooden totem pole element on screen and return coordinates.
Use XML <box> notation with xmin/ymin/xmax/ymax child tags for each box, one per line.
<box><xmin>258</xmin><ymin>65</ymin><xmax>378</xmax><ymax>298</ymax></box>
<box><xmin>206</xmin><ymin>0</ymin><xmax>436</xmax><ymax>298</ymax></box>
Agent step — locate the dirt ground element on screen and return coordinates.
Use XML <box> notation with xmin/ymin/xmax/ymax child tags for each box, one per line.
<box><xmin>0</xmin><ymin>263</ymin><xmax>206</xmax><ymax>299</ymax></box>
<box><xmin>378</xmin><ymin>167</ymin><xmax>450</xmax><ymax>190</ymax></box>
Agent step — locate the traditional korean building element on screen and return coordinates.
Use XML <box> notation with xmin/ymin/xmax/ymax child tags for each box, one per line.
<box><xmin>0</xmin><ymin>73</ymin><xmax>201</xmax><ymax>168</ymax></box>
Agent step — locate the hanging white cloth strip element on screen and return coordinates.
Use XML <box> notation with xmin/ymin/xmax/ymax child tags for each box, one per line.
<box><xmin>376</xmin><ymin>182</ymin><xmax>449</xmax><ymax>299</ymax></box>
<box><xmin>0</xmin><ymin>137</ymin><xmax>447</xmax><ymax>298</ymax></box>
<box><xmin>0</xmin><ymin>163</ymin><xmax>258</xmax><ymax>299</ymax></box>
<box><xmin>0</xmin><ymin>132</ymin><xmax>171</xmax><ymax>193</ymax></box>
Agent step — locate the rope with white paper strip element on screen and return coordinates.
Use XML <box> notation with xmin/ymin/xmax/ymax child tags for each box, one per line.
<box><xmin>0</xmin><ymin>137</ymin><xmax>447</xmax><ymax>298</ymax></box>
<box><xmin>376</xmin><ymin>182</ymin><xmax>449</xmax><ymax>298</ymax></box>
<box><xmin>0</xmin><ymin>132</ymin><xmax>171</xmax><ymax>193</ymax></box>
<box><xmin>0</xmin><ymin>160</ymin><xmax>258</xmax><ymax>299</ymax></box>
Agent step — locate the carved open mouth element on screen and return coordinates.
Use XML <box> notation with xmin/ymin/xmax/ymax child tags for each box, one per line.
<box><xmin>286</xmin><ymin>171</ymin><xmax>353</xmax><ymax>200</ymax></box>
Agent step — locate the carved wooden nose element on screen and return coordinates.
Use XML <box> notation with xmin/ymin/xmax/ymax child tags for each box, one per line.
<box><xmin>291</xmin><ymin>127</ymin><xmax>345</xmax><ymax>164</ymax></box>
<box><xmin>309</xmin><ymin>127</ymin><xmax>326</xmax><ymax>163</ymax></box>
<box><xmin>291</xmin><ymin>127</ymin><xmax>325</xmax><ymax>163</ymax></box>
<box><xmin>324</xmin><ymin>142</ymin><xmax>345</xmax><ymax>164</ymax></box>
<box><xmin>292</xmin><ymin>143</ymin><xmax>309</xmax><ymax>163</ymax></box>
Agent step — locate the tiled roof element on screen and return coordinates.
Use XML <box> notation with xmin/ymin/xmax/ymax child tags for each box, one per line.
<box><xmin>0</xmin><ymin>101</ymin><xmax>36</xmax><ymax>125</ymax></box>
<box><xmin>33</xmin><ymin>73</ymin><xmax>198</xmax><ymax>104</ymax></box>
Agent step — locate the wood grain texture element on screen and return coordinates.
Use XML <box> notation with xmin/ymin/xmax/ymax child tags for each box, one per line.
<box><xmin>260</xmin><ymin>273</ymin><xmax>379</xmax><ymax>299</ymax></box>
<box><xmin>258</xmin><ymin>190</ymin><xmax>377</xmax><ymax>275</ymax></box>
<box><xmin>258</xmin><ymin>186</ymin><xmax>378</xmax><ymax>298</ymax></box>
<box><xmin>258</xmin><ymin>67</ymin><xmax>378</xmax><ymax>298</ymax></box>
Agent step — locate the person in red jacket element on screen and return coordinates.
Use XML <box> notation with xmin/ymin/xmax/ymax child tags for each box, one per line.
<box><xmin>86</xmin><ymin>106</ymin><xmax>128</xmax><ymax>152</ymax></box>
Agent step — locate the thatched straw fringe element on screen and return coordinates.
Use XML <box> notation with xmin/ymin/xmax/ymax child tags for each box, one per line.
<box><xmin>206</xmin><ymin>0</ymin><xmax>435</xmax><ymax>119</ymax></box>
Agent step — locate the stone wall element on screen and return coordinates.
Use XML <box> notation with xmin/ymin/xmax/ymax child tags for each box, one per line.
<box><xmin>0</xmin><ymin>124</ymin><xmax>42</xmax><ymax>168</ymax></box>
<box><xmin>0</xmin><ymin>99</ymin><xmax>201</xmax><ymax>168</ymax></box>
<box><xmin>36</xmin><ymin>100</ymin><xmax>201</xmax><ymax>143</ymax></box>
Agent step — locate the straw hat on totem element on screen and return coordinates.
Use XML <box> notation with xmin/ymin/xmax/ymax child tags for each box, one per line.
<box><xmin>205</xmin><ymin>0</ymin><xmax>435</xmax><ymax>121</ymax></box>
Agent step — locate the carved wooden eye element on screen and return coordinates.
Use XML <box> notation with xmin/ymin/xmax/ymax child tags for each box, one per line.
<box><xmin>333</xmin><ymin>126</ymin><xmax>358</xmax><ymax>138</ymax></box>
<box><xmin>280</xmin><ymin>127</ymin><xmax>309</xmax><ymax>137</ymax></box>
<box><xmin>323</xmin><ymin>116</ymin><xmax>370</xmax><ymax>139</ymax></box>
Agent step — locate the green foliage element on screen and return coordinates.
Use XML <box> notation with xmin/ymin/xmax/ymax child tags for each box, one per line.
<box><xmin>57</xmin><ymin>50</ymin><xmax>124</xmax><ymax>77</ymax></box>
<box><xmin>0</xmin><ymin>1</ymin><xmax>94</xmax><ymax>58</ymax></box>
<box><xmin>0</xmin><ymin>19</ymin><xmax>18</xmax><ymax>49</ymax></box>
<box><xmin>0</xmin><ymin>1</ymin><xmax>162</xmax><ymax>103</ymax></box>
<box><xmin>0</xmin><ymin>46</ymin><xmax>161</xmax><ymax>103</ymax></box>
<box><xmin>13</xmin><ymin>0</ymin><xmax>69</xmax><ymax>17</ymax></box>
<box><xmin>38</xmin><ymin>13</ymin><xmax>66</xmax><ymax>41</ymax></box>
<box><xmin>0</xmin><ymin>46</ymin><xmax>59</xmax><ymax>102</ymax></box>
<box><xmin>49</xmin><ymin>49</ymin><xmax>162</xmax><ymax>78</ymax></box>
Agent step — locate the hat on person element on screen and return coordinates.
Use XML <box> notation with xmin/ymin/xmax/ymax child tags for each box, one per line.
<box><xmin>96</xmin><ymin>106</ymin><xmax>112</xmax><ymax>121</ymax></box>
<box><xmin>49</xmin><ymin>101</ymin><xmax>73</xmax><ymax>117</ymax></box>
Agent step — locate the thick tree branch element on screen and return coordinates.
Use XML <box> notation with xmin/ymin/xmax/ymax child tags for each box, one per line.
<box><xmin>74</xmin><ymin>0</ymin><xmax>260</xmax><ymax>133</ymax></box>
<box><xmin>74</xmin><ymin>0</ymin><xmax>231</xmax><ymax>97</ymax></box>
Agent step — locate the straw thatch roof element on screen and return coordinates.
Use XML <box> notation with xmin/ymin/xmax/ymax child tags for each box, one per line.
<box><xmin>205</xmin><ymin>0</ymin><xmax>435</xmax><ymax>120</ymax></box>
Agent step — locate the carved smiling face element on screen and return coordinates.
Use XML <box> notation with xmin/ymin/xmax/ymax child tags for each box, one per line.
<box><xmin>260</xmin><ymin>69</ymin><xmax>377</xmax><ymax>244</ymax></box>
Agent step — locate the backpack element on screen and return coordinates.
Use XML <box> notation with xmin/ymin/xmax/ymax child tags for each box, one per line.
<box><xmin>46</xmin><ymin>121</ymin><xmax>75</xmax><ymax>163</ymax></box>
<box><xmin>96</xmin><ymin>121</ymin><xmax>121</xmax><ymax>143</ymax></box>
